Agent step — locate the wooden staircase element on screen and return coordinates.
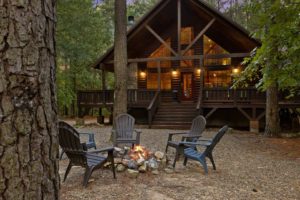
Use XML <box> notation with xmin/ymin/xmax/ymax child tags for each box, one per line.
<box><xmin>151</xmin><ymin>94</ymin><xmax>196</xmax><ymax>129</ymax></box>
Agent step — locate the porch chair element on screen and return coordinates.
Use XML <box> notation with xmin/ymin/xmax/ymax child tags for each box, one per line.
<box><xmin>165</xmin><ymin>115</ymin><xmax>206</xmax><ymax>167</ymax></box>
<box><xmin>59</xmin><ymin>121</ymin><xmax>116</xmax><ymax>187</ymax></box>
<box><xmin>112</xmin><ymin>113</ymin><xmax>141</xmax><ymax>147</ymax></box>
<box><xmin>183</xmin><ymin>125</ymin><xmax>229</xmax><ymax>174</ymax></box>
<box><xmin>59</xmin><ymin>130</ymin><xmax>96</xmax><ymax>160</ymax></box>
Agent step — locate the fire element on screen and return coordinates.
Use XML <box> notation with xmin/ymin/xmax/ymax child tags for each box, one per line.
<box><xmin>129</xmin><ymin>145</ymin><xmax>149</xmax><ymax>161</ymax></box>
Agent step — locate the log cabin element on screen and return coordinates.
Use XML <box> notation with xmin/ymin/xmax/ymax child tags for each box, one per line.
<box><xmin>78</xmin><ymin>0</ymin><xmax>300</xmax><ymax>131</ymax></box>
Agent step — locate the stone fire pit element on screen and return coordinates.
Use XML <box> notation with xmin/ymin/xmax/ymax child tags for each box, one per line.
<box><xmin>105</xmin><ymin>145</ymin><xmax>173</xmax><ymax>178</ymax></box>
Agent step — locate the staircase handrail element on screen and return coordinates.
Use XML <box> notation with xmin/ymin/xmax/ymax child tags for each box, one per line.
<box><xmin>196</xmin><ymin>89</ymin><xmax>203</xmax><ymax>115</ymax></box>
<box><xmin>147</xmin><ymin>90</ymin><xmax>161</xmax><ymax>128</ymax></box>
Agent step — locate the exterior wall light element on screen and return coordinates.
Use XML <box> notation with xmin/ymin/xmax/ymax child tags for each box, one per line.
<box><xmin>232</xmin><ymin>68</ymin><xmax>239</xmax><ymax>74</ymax></box>
<box><xmin>140</xmin><ymin>71</ymin><xmax>146</xmax><ymax>78</ymax></box>
<box><xmin>196</xmin><ymin>68</ymin><xmax>201</xmax><ymax>75</ymax></box>
<box><xmin>172</xmin><ymin>69</ymin><xmax>178</xmax><ymax>76</ymax></box>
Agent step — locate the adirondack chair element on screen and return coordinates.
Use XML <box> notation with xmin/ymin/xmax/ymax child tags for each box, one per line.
<box><xmin>183</xmin><ymin>125</ymin><xmax>229</xmax><ymax>174</ymax></box>
<box><xmin>112</xmin><ymin>114</ymin><xmax>141</xmax><ymax>147</ymax></box>
<box><xmin>58</xmin><ymin>121</ymin><xmax>116</xmax><ymax>187</ymax></box>
<box><xmin>59</xmin><ymin>130</ymin><xmax>96</xmax><ymax>160</ymax></box>
<box><xmin>164</xmin><ymin>115</ymin><xmax>206</xmax><ymax>167</ymax></box>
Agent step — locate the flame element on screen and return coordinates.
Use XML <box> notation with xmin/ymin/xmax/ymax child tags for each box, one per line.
<box><xmin>129</xmin><ymin>145</ymin><xmax>149</xmax><ymax>161</ymax></box>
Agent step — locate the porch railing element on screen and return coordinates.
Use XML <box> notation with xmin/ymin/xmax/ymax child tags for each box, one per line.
<box><xmin>77</xmin><ymin>89</ymin><xmax>157</xmax><ymax>106</ymax></box>
<box><xmin>202</xmin><ymin>88</ymin><xmax>266</xmax><ymax>105</ymax></box>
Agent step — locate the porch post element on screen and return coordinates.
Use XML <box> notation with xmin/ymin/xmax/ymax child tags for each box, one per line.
<box><xmin>177</xmin><ymin>0</ymin><xmax>181</xmax><ymax>55</ymax></box>
<box><xmin>198</xmin><ymin>58</ymin><xmax>205</xmax><ymax>115</ymax></box>
<box><xmin>157</xmin><ymin>61</ymin><xmax>161</xmax><ymax>91</ymax></box>
<box><xmin>101</xmin><ymin>64</ymin><xmax>106</xmax><ymax>106</ymax></box>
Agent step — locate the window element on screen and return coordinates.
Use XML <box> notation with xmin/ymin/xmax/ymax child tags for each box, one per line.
<box><xmin>147</xmin><ymin>39</ymin><xmax>171</xmax><ymax>68</ymax></box>
<box><xmin>205</xmin><ymin>70</ymin><xmax>232</xmax><ymax>88</ymax></box>
<box><xmin>147</xmin><ymin>71</ymin><xmax>171</xmax><ymax>90</ymax></box>
<box><xmin>181</xmin><ymin>27</ymin><xmax>193</xmax><ymax>45</ymax></box>
<box><xmin>180</xmin><ymin>49</ymin><xmax>193</xmax><ymax>67</ymax></box>
<box><xmin>203</xmin><ymin>35</ymin><xmax>231</xmax><ymax>66</ymax></box>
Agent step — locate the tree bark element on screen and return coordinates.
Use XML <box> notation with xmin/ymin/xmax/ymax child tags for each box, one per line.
<box><xmin>264</xmin><ymin>83</ymin><xmax>280</xmax><ymax>137</ymax></box>
<box><xmin>0</xmin><ymin>0</ymin><xmax>59</xmax><ymax>199</ymax></box>
<box><xmin>113</xmin><ymin>0</ymin><xmax>128</xmax><ymax>124</ymax></box>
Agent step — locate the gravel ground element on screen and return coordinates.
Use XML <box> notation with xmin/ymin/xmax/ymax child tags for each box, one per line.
<box><xmin>60</xmin><ymin>125</ymin><xmax>300</xmax><ymax>200</ymax></box>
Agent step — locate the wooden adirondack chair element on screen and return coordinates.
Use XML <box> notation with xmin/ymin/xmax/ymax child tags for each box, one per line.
<box><xmin>59</xmin><ymin>121</ymin><xmax>116</xmax><ymax>187</ymax></box>
<box><xmin>59</xmin><ymin>131</ymin><xmax>96</xmax><ymax>160</ymax></box>
<box><xmin>165</xmin><ymin>115</ymin><xmax>206</xmax><ymax>167</ymax></box>
<box><xmin>183</xmin><ymin>125</ymin><xmax>229</xmax><ymax>174</ymax></box>
<box><xmin>112</xmin><ymin>114</ymin><xmax>141</xmax><ymax>147</ymax></box>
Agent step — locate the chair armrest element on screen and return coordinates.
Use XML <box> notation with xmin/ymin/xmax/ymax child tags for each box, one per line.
<box><xmin>181</xmin><ymin>135</ymin><xmax>201</xmax><ymax>141</ymax></box>
<box><xmin>196</xmin><ymin>137</ymin><xmax>212</xmax><ymax>141</ymax></box>
<box><xmin>167</xmin><ymin>132</ymin><xmax>188</xmax><ymax>141</ymax></box>
<box><xmin>79</xmin><ymin>132</ymin><xmax>94</xmax><ymax>135</ymax></box>
<box><xmin>179</xmin><ymin>140</ymin><xmax>212</xmax><ymax>147</ymax></box>
<box><xmin>134</xmin><ymin>129</ymin><xmax>142</xmax><ymax>134</ymax></box>
<box><xmin>88</xmin><ymin>147</ymin><xmax>114</xmax><ymax>154</ymax></box>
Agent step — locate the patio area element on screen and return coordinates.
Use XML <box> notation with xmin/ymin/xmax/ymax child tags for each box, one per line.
<box><xmin>59</xmin><ymin>125</ymin><xmax>300</xmax><ymax>200</ymax></box>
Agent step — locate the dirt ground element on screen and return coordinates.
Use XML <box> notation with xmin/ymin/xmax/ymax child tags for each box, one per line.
<box><xmin>59</xmin><ymin>125</ymin><xmax>300</xmax><ymax>200</ymax></box>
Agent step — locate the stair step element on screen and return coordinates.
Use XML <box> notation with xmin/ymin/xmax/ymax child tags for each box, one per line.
<box><xmin>152</xmin><ymin>121</ymin><xmax>192</xmax><ymax>124</ymax></box>
<box><xmin>155</xmin><ymin>113</ymin><xmax>195</xmax><ymax>116</ymax></box>
<box><xmin>151</xmin><ymin>125</ymin><xmax>191</xmax><ymax>130</ymax></box>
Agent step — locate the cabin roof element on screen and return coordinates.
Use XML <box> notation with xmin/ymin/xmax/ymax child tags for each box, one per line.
<box><xmin>93</xmin><ymin>0</ymin><xmax>260</xmax><ymax>70</ymax></box>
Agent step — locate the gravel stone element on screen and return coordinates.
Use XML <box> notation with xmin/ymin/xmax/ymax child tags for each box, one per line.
<box><xmin>60</xmin><ymin>125</ymin><xmax>300</xmax><ymax>200</ymax></box>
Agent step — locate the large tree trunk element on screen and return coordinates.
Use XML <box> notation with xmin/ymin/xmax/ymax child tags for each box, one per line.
<box><xmin>264</xmin><ymin>83</ymin><xmax>280</xmax><ymax>137</ymax></box>
<box><xmin>0</xmin><ymin>0</ymin><xmax>59</xmax><ymax>199</ymax></box>
<box><xmin>113</xmin><ymin>0</ymin><xmax>128</xmax><ymax>124</ymax></box>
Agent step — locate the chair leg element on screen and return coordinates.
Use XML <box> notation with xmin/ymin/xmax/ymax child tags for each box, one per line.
<box><xmin>165</xmin><ymin>144</ymin><xmax>169</xmax><ymax>153</ymax></box>
<box><xmin>183</xmin><ymin>157</ymin><xmax>188</xmax><ymax>166</ymax></box>
<box><xmin>172</xmin><ymin>148</ymin><xmax>180</xmax><ymax>168</ymax></box>
<box><xmin>207</xmin><ymin>153</ymin><xmax>216</xmax><ymax>170</ymax></box>
<box><xmin>60</xmin><ymin>150</ymin><xmax>65</xmax><ymax>160</ymax></box>
<box><xmin>63</xmin><ymin>162</ymin><xmax>72</xmax><ymax>182</ymax></box>
<box><xmin>83</xmin><ymin>167</ymin><xmax>94</xmax><ymax>187</ymax></box>
<box><xmin>199</xmin><ymin>158</ymin><xmax>208</xmax><ymax>174</ymax></box>
<box><xmin>112</xmin><ymin>163</ymin><xmax>116</xmax><ymax>179</ymax></box>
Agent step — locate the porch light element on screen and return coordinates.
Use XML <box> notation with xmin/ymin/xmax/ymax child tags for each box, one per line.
<box><xmin>140</xmin><ymin>71</ymin><xmax>146</xmax><ymax>78</ymax></box>
<box><xmin>172</xmin><ymin>69</ymin><xmax>178</xmax><ymax>76</ymax></box>
<box><xmin>196</xmin><ymin>68</ymin><xmax>201</xmax><ymax>75</ymax></box>
<box><xmin>232</xmin><ymin>68</ymin><xmax>239</xmax><ymax>74</ymax></box>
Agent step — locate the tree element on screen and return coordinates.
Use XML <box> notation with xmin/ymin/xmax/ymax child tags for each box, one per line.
<box><xmin>113</xmin><ymin>0</ymin><xmax>128</xmax><ymax>122</ymax></box>
<box><xmin>0</xmin><ymin>0</ymin><xmax>59</xmax><ymax>199</ymax></box>
<box><xmin>234</xmin><ymin>0</ymin><xmax>300</xmax><ymax>136</ymax></box>
<box><xmin>56</xmin><ymin>0</ymin><xmax>113</xmax><ymax>116</ymax></box>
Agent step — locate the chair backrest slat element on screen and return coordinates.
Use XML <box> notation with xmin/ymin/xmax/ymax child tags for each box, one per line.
<box><xmin>189</xmin><ymin>115</ymin><xmax>206</xmax><ymax>136</ymax></box>
<box><xmin>115</xmin><ymin>114</ymin><xmax>135</xmax><ymax>139</ymax></box>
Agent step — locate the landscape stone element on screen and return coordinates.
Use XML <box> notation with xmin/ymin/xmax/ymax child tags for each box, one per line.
<box><xmin>138</xmin><ymin>163</ymin><xmax>147</xmax><ymax>173</ymax></box>
<box><xmin>154</xmin><ymin>151</ymin><xmax>164</xmax><ymax>160</ymax></box>
<box><xmin>116</xmin><ymin>164</ymin><xmax>126</xmax><ymax>172</ymax></box>
<box><xmin>126</xmin><ymin>169</ymin><xmax>139</xmax><ymax>178</ymax></box>
<box><xmin>127</xmin><ymin>160</ymin><xmax>137</xmax><ymax>169</ymax></box>
<box><xmin>148</xmin><ymin>158</ymin><xmax>158</xmax><ymax>170</ymax></box>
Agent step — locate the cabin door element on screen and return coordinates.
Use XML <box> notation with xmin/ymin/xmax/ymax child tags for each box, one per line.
<box><xmin>181</xmin><ymin>72</ymin><xmax>193</xmax><ymax>101</ymax></box>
